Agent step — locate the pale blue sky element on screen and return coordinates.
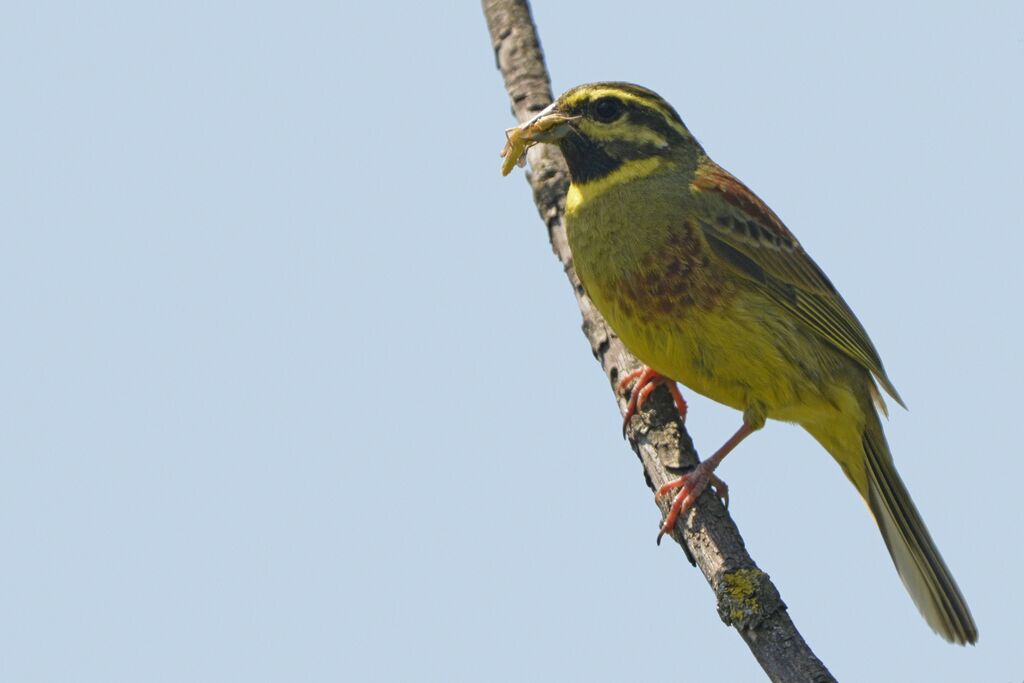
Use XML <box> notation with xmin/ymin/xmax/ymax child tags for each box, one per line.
<box><xmin>2</xmin><ymin>1</ymin><xmax>1022</xmax><ymax>681</ymax></box>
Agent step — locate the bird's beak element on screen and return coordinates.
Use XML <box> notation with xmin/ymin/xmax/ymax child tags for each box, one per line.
<box><xmin>500</xmin><ymin>101</ymin><xmax>576</xmax><ymax>175</ymax></box>
<box><xmin>516</xmin><ymin>101</ymin><xmax>574</xmax><ymax>143</ymax></box>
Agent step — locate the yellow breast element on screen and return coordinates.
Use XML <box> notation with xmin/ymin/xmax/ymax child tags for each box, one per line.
<box><xmin>566</xmin><ymin>175</ymin><xmax>838</xmax><ymax>423</ymax></box>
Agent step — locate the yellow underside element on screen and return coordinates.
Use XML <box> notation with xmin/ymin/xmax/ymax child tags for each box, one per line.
<box><xmin>565</xmin><ymin>168</ymin><xmax>871</xmax><ymax>492</ymax></box>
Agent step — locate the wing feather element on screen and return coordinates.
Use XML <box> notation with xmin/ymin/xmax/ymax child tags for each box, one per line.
<box><xmin>692</xmin><ymin>161</ymin><xmax>905</xmax><ymax>408</ymax></box>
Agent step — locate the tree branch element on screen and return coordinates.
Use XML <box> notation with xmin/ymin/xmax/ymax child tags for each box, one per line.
<box><xmin>482</xmin><ymin>2</ymin><xmax>836</xmax><ymax>681</ymax></box>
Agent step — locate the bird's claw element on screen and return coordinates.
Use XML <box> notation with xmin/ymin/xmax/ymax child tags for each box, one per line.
<box><xmin>655</xmin><ymin>465</ymin><xmax>728</xmax><ymax>545</ymax></box>
<box><xmin>618</xmin><ymin>366</ymin><xmax>688</xmax><ymax>438</ymax></box>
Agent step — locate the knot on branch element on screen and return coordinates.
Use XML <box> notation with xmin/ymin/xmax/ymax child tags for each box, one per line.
<box><xmin>715</xmin><ymin>567</ymin><xmax>785</xmax><ymax>630</ymax></box>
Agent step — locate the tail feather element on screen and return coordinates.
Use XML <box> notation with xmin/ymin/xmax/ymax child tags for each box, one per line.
<box><xmin>862</xmin><ymin>423</ymin><xmax>977</xmax><ymax>644</ymax></box>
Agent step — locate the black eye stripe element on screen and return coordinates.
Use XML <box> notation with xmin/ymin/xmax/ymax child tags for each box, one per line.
<box><xmin>577</xmin><ymin>96</ymin><xmax>686</xmax><ymax>141</ymax></box>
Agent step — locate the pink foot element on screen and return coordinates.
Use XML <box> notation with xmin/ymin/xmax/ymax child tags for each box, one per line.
<box><xmin>653</xmin><ymin>420</ymin><xmax>756</xmax><ymax>544</ymax></box>
<box><xmin>618</xmin><ymin>366</ymin><xmax>688</xmax><ymax>437</ymax></box>
<box><xmin>655</xmin><ymin>464</ymin><xmax>729</xmax><ymax>544</ymax></box>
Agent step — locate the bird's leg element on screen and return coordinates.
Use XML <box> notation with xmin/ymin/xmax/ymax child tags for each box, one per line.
<box><xmin>618</xmin><ymin>366</ymin><xmax>688</xmax><ymax>436</ymax></box>
<box><xmin>655</xmin><ymin>420</ymin><xmax>759</xmax><ymax>544</ymax></box>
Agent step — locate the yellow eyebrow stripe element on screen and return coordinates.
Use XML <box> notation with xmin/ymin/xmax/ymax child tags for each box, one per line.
<box><xmin>576</xmin><ymin>118</ymin><xmax>668</xmax><ymax>148</ymax></box>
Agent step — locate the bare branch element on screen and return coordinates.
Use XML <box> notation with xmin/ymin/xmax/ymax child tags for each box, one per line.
<box><xmin>482</xmin><ymin>2</ymin><xmax>837</xmax><ymax>681</ymax></box>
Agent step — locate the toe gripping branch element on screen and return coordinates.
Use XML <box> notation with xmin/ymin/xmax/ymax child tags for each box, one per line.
<box><xmin>654</xmin><ymin>421</ymin><xmax>755</xmax><ymax>543</ymax></box>
<box><xmin>617</xmin><ymin>366</ymin><xmax>755</xmax><ymax>545</ymax></box>
<box><xmin>618</xmin><ymin>366</ymin><xmax>688</xmax><ymax>437</ymax></box>
<box><xmin>655</xmin><ymin>468</ymin><xmax>730</xmax><ymax>544</ymax></box>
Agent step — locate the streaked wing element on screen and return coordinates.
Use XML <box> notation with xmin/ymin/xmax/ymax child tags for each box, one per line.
<box><xmin>691</xmin><ymin>160</ymin><xmax>905</xmax><ymax>408</ymax></box>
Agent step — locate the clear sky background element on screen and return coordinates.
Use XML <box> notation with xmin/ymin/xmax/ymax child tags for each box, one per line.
<box><xmin>2</xmin><ymin>1</ymin><xmax>1022</xmax><ymax>681</ymax></box>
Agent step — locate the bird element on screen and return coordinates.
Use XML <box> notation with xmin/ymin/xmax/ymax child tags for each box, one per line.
<box><xmin>500</xmin><ymin>82</ymin><xmax>977</xmax><ymax>644</ymax></box>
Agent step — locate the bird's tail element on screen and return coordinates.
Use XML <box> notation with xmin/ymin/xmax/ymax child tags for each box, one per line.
<box><xmin>860</xmin><ymin>416</ymin><xmax>977</xmax><ymax>644</ymax></box>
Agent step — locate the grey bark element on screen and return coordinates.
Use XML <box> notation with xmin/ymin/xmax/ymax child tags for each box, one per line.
<box><xmin>481</xmin><ymin>2</ymin><xmax>837</xmax><ymax>681</ymax></box>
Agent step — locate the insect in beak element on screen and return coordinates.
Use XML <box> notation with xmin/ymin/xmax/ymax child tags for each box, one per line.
<box><xmin>500</xmin><ymin>102</ymin><xmax>577</xmax><ymax>175</ymax></box>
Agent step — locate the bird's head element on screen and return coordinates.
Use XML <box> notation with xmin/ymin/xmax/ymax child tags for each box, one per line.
<box><xmin>504</xmin><ymin>82</ymin><xmax>701</xmax><ymax>184</ymax></box>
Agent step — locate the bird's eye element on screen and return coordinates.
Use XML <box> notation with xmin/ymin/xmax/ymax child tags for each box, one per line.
<box><xmin>592</xmin><ymin>97</ymin><xmax>623</xmax><ymax>123</ymax></box>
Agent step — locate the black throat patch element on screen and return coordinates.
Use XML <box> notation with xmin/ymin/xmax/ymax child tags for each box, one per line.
<box><xmin>557</xmin><ymin>130</ymin><xmax>623</xmax><ymax>184</ymax></box>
